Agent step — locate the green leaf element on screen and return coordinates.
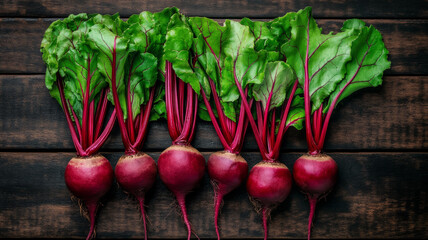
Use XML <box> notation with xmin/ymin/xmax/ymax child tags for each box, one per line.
<box><xmin>88</xmin><ymin>21</ymin><xmax>129</xmax><ymax>117</ymax></box>
<box><xmin>286</xmin><ymin>107</ymin><xmax>305</xmax><ymax>130</ymax></box>
<box><xmin>150</xmin><ymin>86</ymin><xmax>166</xmax><ymax>121</ymax></box>
<box><xmin>220</xmin><ymin>20</ymin><xmax>268</xmax><ymax>102</ymax></box>
<box><xmin>197</xmin><ymin>101</ymin><xmax>212</xmax><ymax>121</ymax></box>
<box><xmin>240</xmin><ymin>18</ymin><xmax>280</xmax><ymax>61</ymax></box>
<box><xmin>269</xmin><ymin>11</ymin><xmax>296</xmax><ymax>50</ymax></box>
<box><xmin>253</xmin><ymin>61</ymin><xmax>296</xmax><ymax>111</ymax></box>
<box><xmin>326</xmin><ymin>20</ymin><xmax>391</xmax><ymax>109</ymax></box>
<box><xmin>188</xmin><ymin>17</ymin><xmax>225</xmax><ymax>96</ymax></box>
<box><xmin>282</xmin><ymin>7</ymin><xmax>356</xmax><ymax>111</ymax></box>
<box><xmin>164</xmin><ymin>13</ymin><xmax>201</xmax><ymax>93</ymax></box>
<box><xmin>126</xmin><ymin>7</ymin><xmax>179</xmax><ymax>81</ymax></box>
<box><xmin>41</xmin><ymin>13</ymin><xmax>109</xmax><ymax>122</ymax></box>
<box><xmin>126</xmin><ymin>52</ymin><xmax>158</xmax><ymax>120</ymax></box>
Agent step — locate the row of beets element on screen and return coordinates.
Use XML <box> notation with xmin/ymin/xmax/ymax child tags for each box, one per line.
<box><xmin>41</xmin><ymin>6</ymin><xmax>390</xmax><ymax>240</ymax></box>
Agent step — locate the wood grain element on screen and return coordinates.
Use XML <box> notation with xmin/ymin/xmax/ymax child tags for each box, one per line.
<box><xmin>0</xmin><ymin>75</ymin><xmax>426</xmax><ymax>151</ymax></box>
<box><xmin>0</xmin><ymin>0</ymin><xmax>427</xmax><ymax>18</ymax></box>
<box><xmin>0</xmin><ymin>152</ymin><xmax>426</xmax><ymax>239</ymax></box>
<box><xmin>1</xmin><ymin>18</ymin><xmax>427</xmax><ymax>75</ymax></box>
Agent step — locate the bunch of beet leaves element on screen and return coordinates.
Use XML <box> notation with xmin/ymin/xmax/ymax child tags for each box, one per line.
<box><xmin>86</xmin><ymin>8</ymin><xmax>177</xmax><ymax>240</ymax></box>
<box><xmin>283</xmin><ymin>7</ymin><xmax>390</xmax><ymax>240</ymax></box>
<box><xmin>41</xmin><ymin>13</ymin><xmax>119</xmax><ymax>240</ymax></box>
<box><xmin>40</xmin><ymin>6</ymin><xmax>390</xmax><ymax>240</ymax></box>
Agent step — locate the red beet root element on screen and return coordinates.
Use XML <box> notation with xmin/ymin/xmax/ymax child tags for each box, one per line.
<box><xmin>64</xmin><ymin>155</ymin><xmax>114</xmax><ymax>240</ymax></box>
<box><xmin>293</xmin><ymin>154</ymin><xmax>338</xmax><ymax>240</ymax></box>
<box><xmin>115</xmin><ymin>153</ymin><xmax>157</xmax><ymax>200</ymax></box>
<box><xmin>158</xmin><ymin>145</ymin><xmax>206</xmax><ymax>240</ymax></box>
<box><xmin>247</xmin><ymin>161</ymin><xmax>292</xmax><ymax>240</ymax></box>
<box><xmin>115</xmin><ymin>153</ymin><xmax>157</xmax><ymax>239</ymax></box>
<box><xmin>208</xmin><ymin>151</ymin><xmax>248</xmax><ymax>239</ymax></box>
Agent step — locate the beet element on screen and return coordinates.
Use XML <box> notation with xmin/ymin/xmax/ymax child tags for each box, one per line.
<box><xmin>207</xmin><ymin>151</ymin><xmax>248</xmax><ymax>238</ymax></box>
<box><xmin>247</xmin><ymin>161</ymin><xmax>292</xmax><ymax>240</ymax></box>
<box><xmin>64</xmin><ymin>155</ymin><xmax>114</xmax><ymax>240</ymax></box>
<box><xmin>158</xmin><ymin>144</ymin><xmax>206</xmax><ymax>240</ymax></box>
<box><xmin>115</xmin><ymin>153</ymin><xmax>157</xmax><ymax>199</ymax></box>
<box><xmin>293</xmin><ymin>154</ymin><xmax>338</xmax><ymax>240</ymax></box>
<box><xmin>115</xmin><ymin>153</ymin><xmax>157</xmax><ymax>239</ymax></box>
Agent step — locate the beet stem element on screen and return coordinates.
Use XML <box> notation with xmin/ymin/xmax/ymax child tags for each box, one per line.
<box><xmin>85</xmin><ymin>202</ymin><xmax>97</xmax><ymax>240</ymax></box>
<box><xmin>214</xmin><ymin>192</ymin><xmax>224</xmax><ymax>240</ymax></box>
<box><xmin>308</xmin><ymin>197</ymin><xmax>317</xmax><ymax>240</ymax></box>
<box><xmin>139</xmin><ymin>198</ymin><xmax>148</xmax><ymax>240</ymax></box>
<box><xmin>262</xmin><ymin>207</ymin><xmax>268</xmax><ymax>240</ymax></box>
<box><xmin>233</xmin><ymin>70</ymin><xmax>268</xmax><ymax>156</ymax></box>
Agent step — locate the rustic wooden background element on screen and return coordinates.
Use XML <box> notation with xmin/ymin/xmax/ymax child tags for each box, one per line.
<box><xmin>0</xmin><ymin>0</ymin><xmax>427</xmax><ymax>239</ymax></box>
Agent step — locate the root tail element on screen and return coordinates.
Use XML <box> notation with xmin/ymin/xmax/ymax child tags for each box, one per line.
<box><xmin>176</xmin><ymin>195</ymin><xmax>199</xmax><ymax>240</ymax></box>
<box><xmin>214</xmin><ymin>192</ymin><xmax>224</xmax><ymax>240</ymax></box>
<box><xmin>307</xmin><ymin>197</ymin><xmax>317</xmax><ymax>240</ymax></box>
<box><xmin>262</xmin><ymin>207</ymin><xmax>269</xmax><ymax>240</ymax></box>
<box><xmin>85</xmin><ymin>202</ymin><xmax>97</xmax><ymax>240</ymax></box>
<box><xmin>138</xmin><ymin>198</ymin><xmax>148</xmax><ymax>240</ymax></box>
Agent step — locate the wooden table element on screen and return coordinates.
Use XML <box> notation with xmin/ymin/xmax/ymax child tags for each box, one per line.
<box><xmin>0</xmin><ymin>0</ymin><xmax>427</xmax><ymax>239</ymax></box>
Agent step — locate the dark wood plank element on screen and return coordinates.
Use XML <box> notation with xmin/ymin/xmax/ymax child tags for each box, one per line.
<box><xmin>0</xmin><ymin>75</ymin><xmax>426</xmax><ymax>151</ymax></box>
<box><xmin>0</xmin><ymin>152</ymin><xmax>426</xmax><ymax>238</ymax></box>
<box><xmin>0</xmin><ymin>18</ymin><xmax>427</xmax><ymax>75</ymax></box>
<box><xmin>1</xmin><ymin>0</ymin><xmax>427</xmax><ymax>18</ymax></box>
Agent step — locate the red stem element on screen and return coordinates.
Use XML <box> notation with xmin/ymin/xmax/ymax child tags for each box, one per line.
<box><xmin>230</xmin><ymin>90</ymin><xmax>252</xmax><ymax>153</ymax></box>
<box><xmin>172</xmin><ymin>70</ymin><xmax>183</xmax><ymax>132</ymax></box>
<box><xmin>262</xmin><ymin>80</ymin><xmax>275</xmax><ymax>146</ymax></box>
<box><xmin>233</xmin><ymin>74</ymin><xmax>268</xmax><ymax>158</ymax></box>
<box><xmin>179</xmin><ymin>79</ymin><xmax>185</xmax><ymax>123</ymax></box>
<box><xmin>126</xmin><ymin>64</ymin><xmax>136</xmax><ymax>144</ymax></box>
<box><xmin>110</xmin><ymin>36</ymin><xmax>132</xmax><ymax>151</ymax></box>
<box><xmin>201</xmin><ymin>88</ymin><xmax>231</xmax><ymax>151</ymax></box>
<box><xmin>85</xmin><ymin>109</ymin><xmax>117</xmax><ymax>156</ymax></box>
<box><xmin>88</xmin><ymin>99</ymin><xmax>95</xmax><ymax>145</ymax></box>
<box><xmin>317</xmin><ymin>49</ymin><xmax>368</xmax><ymax>150</ymax></box>
<box><xmin>132</xmin><ymin>87</ymin><xmax>155</xmax><ymax>151</ymax></box>
<box><xmin>209</xmin><ymin>79</ymin><xmax>233</xmax><ymax>143</ymax></box>
<box><xmin>271</xmin><ymin>79</ymin><xmax>299</xmax><ymax>160</ymax></box>
<box><xmin>81</xmin><ymin>56</ymin><xmax>92</xmax><ymax>150</ymax></box>
<box><xmin>269</xmin><ymin>109</ymin><xmax>276</xmax><ymax>152</ymax></box>
<box><xmin>94</xmin><ymin>89</ymin><xmax>107</xmax><ymax>139</ymax></box>
<box><xmin>313</xmin><ymin>105</ymin><xmax>323</xmax><ymax>144</ymax></box>
<box><xmin>303</xmin><ymin>16</ymin><xmax>318</xmax><ymax>154</ymax></box>
<box><xmin>165</xmin><ymin>61</ymin><xmax>179</xmax><ymax>140</ymax></box>
<box><xmin>134</xmin><ymin>110</ymin><xmax>142</xmax><ymax>134</ymax></box>
<box><xmin>175</xmin><ymin>83</ymin><xmax>195</xmax><ymax>145</ymax></box>
<box><xmin>188</xmin><ymin>91</ymin><xmax>198</xmax><ymax>144</ymax></box>
<box><xmin>236</xmin><ymin>101</ymin><xmax>252</xmax><ymax>152</ymax></box>
<box><xmin>69</xmin><ymin>100</ymin><xmax>82</xmax><ymax>143</ymax></box>
<box><xmin>227</xmin><ymin>117</ymin><xmax>236</xmax><ymax>139</ymax></box>
<box><xmin>256</xmin><ymin>102</ymin><xmax>264</xmax><ymax>140</ymax></box>
<box><xmin>58</xmin><ymin>78</ymin><xmax>84</xmax><ymax>156</ymax></box>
